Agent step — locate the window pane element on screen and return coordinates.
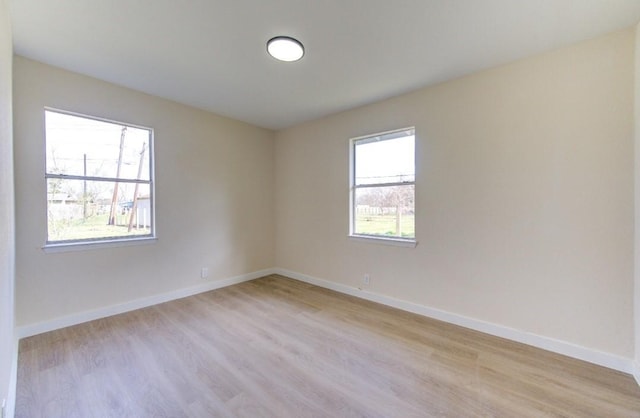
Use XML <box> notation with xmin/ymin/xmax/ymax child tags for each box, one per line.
<box><xmin>45</xmin><ymin>110</ymin><xmax>151</xmax><ymax>181</ymax></box>
<box><xmin>47</xmin><ymin>179</ymin><xmax>152</xmax><ymax>242</ymax></box>
<box><xmin>354</xmin><ymin>184</ymin><xmax>414</xmax><ymax>238</ymax></box>
<box><xmin>355</xmin><ymin>130</ymin><xmax>414</xmax><ymax>186</ymax></box>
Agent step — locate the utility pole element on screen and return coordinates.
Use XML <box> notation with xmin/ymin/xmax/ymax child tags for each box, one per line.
<box><xmin>108</xmin><ymin>126</ymin><xmax>127</xmax><ymax>225</ymax></box>
<box><xmin>83</xmin><ymin>153</ymin><xmax>87</xmax><ymax>220</ymax></box>
<box><xmin>128</xmin><ymin>142</ymin><xmax>147</xmax><ymax>232</ymax></box>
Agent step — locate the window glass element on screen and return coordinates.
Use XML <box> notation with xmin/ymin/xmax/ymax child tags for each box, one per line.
<box><xmin>45</xmin><ymin>109</ymin><xmax>154</xmax><ymax>244</ymax></box>
<box><xmin>351</xmin><ymin>128</ymin><xmax>415</xmax><ymax>240</ymax></box>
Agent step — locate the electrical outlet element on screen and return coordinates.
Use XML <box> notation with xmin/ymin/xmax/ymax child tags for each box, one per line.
<box><xmin>200</xmin><ymin>267</ymin><xmax>209</xmax><ymax>279</ymax></box>
<box><xmin>363</xmin><ymin>274</ymin><xmax>370</xmax><ymax>285</ymax></box>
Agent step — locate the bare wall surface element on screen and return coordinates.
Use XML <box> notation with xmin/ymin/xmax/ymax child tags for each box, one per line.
<box><xmin>635</xmin><ymin>22</ymin><xmax>640</xmax><ymax>371</ymax></box>
<box><xmin>13</xmin><ymin>57</ymin><xmax>275</xmax><ymax>326</ymax></box>
<box><xmin>275</xmin><ymin>29</ymin><xmax>635</xmax><ymax>358</ymax></box>
<box><xmin>0</xmin><ymin>0</ymin><xmax>14</xmax><ymax>413</ymax></box>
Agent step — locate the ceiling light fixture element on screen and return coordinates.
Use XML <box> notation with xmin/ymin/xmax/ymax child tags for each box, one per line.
<box><xmin>267</xmin><ymin>36</ymin><xmax>305</xmax><ymax>62</ymax></box>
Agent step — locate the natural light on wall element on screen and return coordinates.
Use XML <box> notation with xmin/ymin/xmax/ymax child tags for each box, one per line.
<box><xmin>44</xmin><ymin>109</ymin><xmax>154</xmax><ymax>245</ymax></box>
<box><xmin>350</xmin><ymin>128</ymin><xmax>415</xmax><ymax>241</ymax></box>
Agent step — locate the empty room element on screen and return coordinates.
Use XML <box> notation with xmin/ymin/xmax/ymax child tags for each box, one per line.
<box><xmin>3</xmin><ymin>0</ymin><xmax>640</xmax><ymax>416</ymax></box>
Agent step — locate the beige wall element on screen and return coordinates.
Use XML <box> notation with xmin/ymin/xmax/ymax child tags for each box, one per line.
<box><xmin>275</xmin><ymin>29</ymin><xmax>635</xmax><ymax>357</ymax></box>
<box><xmin>10</xmin><ymin>23</ymin><xmax>638</xmax><ymax>369</ymax></box>
<box><xmin>0</xmin><ymin>0</ymin><xmax>14</xmax><ymax>411</ymax></box>
<box><xmin>13</xmin><ymin>57</ymin><xmax>275</xmax><ymax>326</ymax></box>
<box><xmin>635</xmin><ymin>22</ymin><xmax>640</xmax><ymax>370</ymax></box>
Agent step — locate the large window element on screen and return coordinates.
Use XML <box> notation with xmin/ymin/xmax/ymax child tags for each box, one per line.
<box><xmin>350</xmin><ymin>128</ymin><xmax>415</xmax><ymax>241</ymax></box>
<box><xmin>45</xmin><ymin>109</ymin><xmax>154</xmax><ymax>245</ymax></box>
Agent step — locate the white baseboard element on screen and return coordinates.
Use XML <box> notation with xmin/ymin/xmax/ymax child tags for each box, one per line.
<box><xmin>14</xmin><ymin>266</ymin><xmax>635</xmax><ymax>376</ymax></box>
<box><xmin>16</xmin><ymin>268</ymin><xmax>276</xmax><ymax>339</ymax></box>
<box><xmin>6</xmin><ymin>336</ymin><xmax>18</xmax><ymax>418</ymax></box>
<box><xmin>274</xmin><ymin>268</ymin><xmax>634</xmax><ymax>374</ymax></box>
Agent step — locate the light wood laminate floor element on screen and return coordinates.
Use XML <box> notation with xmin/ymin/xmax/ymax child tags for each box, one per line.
<box><xmin>16</xmin><ymin>275</ymin><xmax>640</xmax><ymax>417</ymax></box>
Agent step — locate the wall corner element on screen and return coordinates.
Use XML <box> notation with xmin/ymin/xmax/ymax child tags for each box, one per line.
<box><xmin>634</xmin><ymin>20</ymin><xmax>640</xmax><ymax>375</ymax></box>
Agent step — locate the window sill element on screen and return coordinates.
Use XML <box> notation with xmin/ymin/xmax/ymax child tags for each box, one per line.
<box><xmin>348</xmin><ymin>235</ymin><xmax>417</xmax><ymax>248</ymax></box>
<box><xmin>42</xmin><ymin>236</ymin><xmax>157</xmax><ymax>253</ymax></box>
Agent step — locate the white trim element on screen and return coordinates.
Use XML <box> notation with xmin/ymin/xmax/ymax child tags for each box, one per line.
<box><xmin>43</xmin><ymin>107</ymin><xmax>157</xmax><ymax>251</ymax></box>
<box><xmin>348</xmin><ymin>235</ymin><xmax>417</xmax><ymax>248</ymax></box>
<box><xmin>349</xmin><ymin>127</ymin><xmax>416</xmax><ymax>242</ymax></box>
<box><xmin>274</xmin><ymin>268</ymin><xmax>634</xmax><ymax>374</ymax></box>
<box><xmin>14</xmin><ymin>266</ymin><xmax>635</xmax><ymax>376</ymax></box>
<box><xmin>351</xmin><ymin>126</ymin><xmax>416</xmax><ymax>143</ymax></box>
<box><xmin>633</xmin><ymin>361</ymin><xmax>640</xmax><ymax>386</ymax></box>
<box><xmin>16</xmin><ymin>268</ymin><xmax>276</xmax><ymax>339</ymax></box>
<box><xmin>43</xmin><ymin>236</ymin><xmax>157</xmax><ymax>253</ymax></box>
<box><xmin>6</xmin><ymin>336</ymin><xmax>18</xmax><ymax>418</ymax></box>
<box><xmin>44</xmin><ymin>107</ymin><xmax>153</xmax><ymax>132</ymax></box>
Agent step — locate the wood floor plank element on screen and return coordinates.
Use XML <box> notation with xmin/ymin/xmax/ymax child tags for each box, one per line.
<box><xmin>15</xmin><ymin>274</ymin><xmax>640</xmax><ymax>417</ymax></box>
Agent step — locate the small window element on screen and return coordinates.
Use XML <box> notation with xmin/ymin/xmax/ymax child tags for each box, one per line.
<box><xmin>350</xmin><ymin>128</ymin><xmax>415</xmax><ymax>241</ymax></box>
<box><xmin>45</xmin><ymin>109</ymin><xmax>154</xmax><ymax>245</ymax></box>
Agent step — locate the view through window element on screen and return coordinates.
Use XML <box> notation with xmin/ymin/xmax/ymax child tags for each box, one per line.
<box><xmin>45</xmin><ymin>109</ymin><xmax>154</xmax><ymax>244</ymax></box>
<box><xmin>351</xmin><ymin>128</ymin><xmax>415</xmax><ymax>240</ymax></box>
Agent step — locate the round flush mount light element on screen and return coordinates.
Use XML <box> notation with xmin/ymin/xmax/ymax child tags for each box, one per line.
<box><xmin>267</xmin><ymin>36</ymin><xmax>305</xmax><ymax>62</ymax></box>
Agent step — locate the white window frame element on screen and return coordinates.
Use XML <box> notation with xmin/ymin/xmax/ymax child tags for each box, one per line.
<box><xmin>349</xmin><ymin>127</ymin><xmax>416</xmax><ymax>246</ymax></box>
<box><xmin>43</xmin><ymin>108</ymin><xmax>156</xmax><ymax>250</ymax></box>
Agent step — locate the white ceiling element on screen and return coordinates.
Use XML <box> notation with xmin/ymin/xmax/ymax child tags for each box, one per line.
<box><xmin>8</xmin><ymin>1</ymin><xmax>640</xmax><ymax>130</ymax></box>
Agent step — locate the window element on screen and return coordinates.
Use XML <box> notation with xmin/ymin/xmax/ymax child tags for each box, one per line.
<box><xmin>45</xmin><ymin>109</ymin><xmax>154</xmax><ymax>245</ymax></box>
<box><xmin>350</xmin><ymin>127</ymin><xmax>415</xmax><ymax>241</ymax></box>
